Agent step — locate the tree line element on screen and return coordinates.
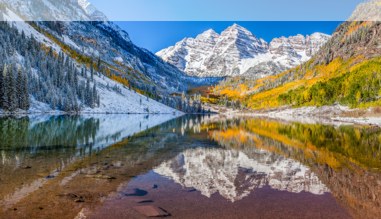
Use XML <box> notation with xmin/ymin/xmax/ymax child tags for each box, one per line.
<box><xmin>0</xmin><ymin>65</ymin><xmax>29</xmax><ymax>111</ymax></box>
<box><xmin>0</xmin><ymin>21</ymin><xmax>99</xmax><ymax>113</ymax></box>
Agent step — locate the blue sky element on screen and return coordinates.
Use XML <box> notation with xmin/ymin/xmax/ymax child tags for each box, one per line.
<box><xmin>91</xmin><ymin>0</ymin><xmax>362</xmax><ymax>21</ymax></box>
<box><xmin>116</xmin><ymin>21</ymin><xmax>341</xmax><ymax>52</ymax></box>
<box><xmin>90</xmin><ymin>0</ymin><xmax>360</xmax><ymax>52</ymax></box>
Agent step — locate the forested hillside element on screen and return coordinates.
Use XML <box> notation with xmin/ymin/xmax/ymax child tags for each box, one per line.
<box><xmin>0</xmin><ymin>0</ymin><xmax>219</xmax><ymax>114</ymax></box>
<box><xmin>0</xmin><ymin>20</ymin><xmax>182</xmax><ymax>114</ymax></box>
<box><xmin>211</xmin><ymin>21</ymin><xmax>381</xmax><ymax>110</ymax></box>
<box><xmin>0</xmin><ymin>22</ymin><xmax>99</xmax><ymax>112</ymax></box>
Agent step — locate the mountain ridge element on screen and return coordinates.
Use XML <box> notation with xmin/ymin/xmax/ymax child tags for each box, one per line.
<box><xmin>157</xmin><ymin>24</ymin><xmax>331</xmax><ymax>78</ymax></box>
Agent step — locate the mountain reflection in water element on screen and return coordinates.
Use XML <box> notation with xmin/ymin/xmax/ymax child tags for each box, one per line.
<box><xmin>155</xmin><ymin>148</ymin><xmax>329</xmax><ymax>202</ymax></box>
<box><xmin>0</xmin><ymin>115</ymin><xmax>380</xmax><ymax>219</ymax></box>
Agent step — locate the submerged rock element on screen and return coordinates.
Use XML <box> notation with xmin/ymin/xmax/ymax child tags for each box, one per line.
<box><xmin>133</xmin><ymin>205</ymin><xmax>170</xmax><ymax>217</ymax></box>
<box><xmin>125</xmin><ymin>188</ymin><xmax>148</xmax><ymax>197</ymax></box>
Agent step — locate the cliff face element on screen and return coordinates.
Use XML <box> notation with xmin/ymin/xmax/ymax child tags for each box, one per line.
<box><xmin>313</xmin><ymin>21</ymin><xmax>381</xmax><ymax>66</ymax></box>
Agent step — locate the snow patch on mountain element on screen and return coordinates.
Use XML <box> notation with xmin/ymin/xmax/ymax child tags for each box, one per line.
<box><xmin>0</xmin><ymin>0</ymin><xmax>107</xmax><ymax>21</ymax></box>
<box><xmin>157</xmin><ymin>24</ymin><xmax>331</xmax><ymax>78</ymax></box>
<box><xmin>2</xmin><ymin>9</ymin><xmax>62</xmax><ymax>52</ymax></box>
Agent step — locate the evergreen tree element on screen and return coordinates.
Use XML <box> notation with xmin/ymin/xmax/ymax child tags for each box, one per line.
<box><xmin>0</xmin><ymin>66</ymin><xmax>4</xmax><ymax>109</ymax></box>
<box><xmin>92</xmin><ymin>83</ymin><xmax>97</xmax><ymax>108</ymax></box>
<box><xmin>90</xmin><ymin>62</ymin><xmax>94</xmax><ymax>81</ymax></box>
<box><xmin>7</xmin><ymin>66</ymin><xmax>17</xmax><ymax>111</ymax></box>
<box><xmin>21</xmin><ymin>71</ymin><xmax>30</xmax><ymax>110</ymax></box>
<box><xmin>16</xmin><ymin>68</ymin><xmax>23</xmax><ymax>109</ymax></box>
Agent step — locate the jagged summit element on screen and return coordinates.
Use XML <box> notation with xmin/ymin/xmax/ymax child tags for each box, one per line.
<box><xmin>156</xmin><ymin>24</ymin><xmax>331</xmax><ymax>78</ymax></box>
<box><xmin>197</xmin><ymin>29</ymin><xmax>219</xmax><ymax>39</ymax></box>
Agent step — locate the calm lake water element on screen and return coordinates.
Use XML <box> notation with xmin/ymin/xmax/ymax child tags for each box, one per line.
<box><xmin>0</xmin><ymin>115</ymin><xmax>380</xmax><ymax>219</ymax></box>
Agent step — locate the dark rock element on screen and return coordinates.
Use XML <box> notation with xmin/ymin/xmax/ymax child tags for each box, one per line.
<box><xmin>125</xmin><ymin>188</ymin><xmax>148</xmax><ymax>197</ymax></box>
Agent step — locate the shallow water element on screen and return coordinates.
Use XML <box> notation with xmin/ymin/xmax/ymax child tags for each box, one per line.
<box><xmin>0</xmin><ymin>115</ymin><xmax>380</xmax><ymax>219</ymax></box>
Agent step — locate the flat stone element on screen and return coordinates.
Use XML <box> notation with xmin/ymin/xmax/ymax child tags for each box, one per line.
<box><xmin>133</xmin><ymin>205</ymin><xmax>170</xmax><ymax>217</ymax></box>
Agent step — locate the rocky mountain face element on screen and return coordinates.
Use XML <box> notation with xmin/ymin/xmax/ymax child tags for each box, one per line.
<box><xmin>157</xmin><ymin>24</ymin><xmax>330</xmax><ymax>78</ymax></box>
<box><xmin>154</xmin><ymin>148</ymin><xmax>329</xmax><ymax>202</ymax></box>
<box><xmin>312</xmin><ymin>21</ymin><xmax>381</xmax><ymax>66</ymax></box>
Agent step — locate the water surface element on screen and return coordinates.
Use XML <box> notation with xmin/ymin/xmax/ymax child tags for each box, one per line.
<box><xmin>0</xmin><ymin>115</ymin><xmax>380</xmax><ymax>219</ymax></box>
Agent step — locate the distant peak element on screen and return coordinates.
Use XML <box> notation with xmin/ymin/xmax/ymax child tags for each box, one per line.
<box><xmin>228</xmin><ymin>23</ymin><xmax>247</xmax><ymax>31</ymax></box>
<box><xmin>309</xmin><ymin>32</ymin><xmax>331</xmax><ymax>38</ymax></box>
<box><xmin>203</xmin><ymin>29</ymin><xmax>218</xmax><ymax>35</ymax></box>
<box><xmin>223</xmin><ymin>23</ymin><xmax>256</xmax><ymax>37</ymax></box>
<box><xmin>220</xmin><ymin>23</ymin><xmax>266</xmax><ymax>44</ymax></box>
<box><xmin>197</xmin><ymin>29</ymin><xmax>219</xmax><ymax>39</ymax></box>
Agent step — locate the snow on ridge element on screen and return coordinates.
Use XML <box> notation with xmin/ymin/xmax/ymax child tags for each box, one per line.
<box><xmin>23</xmin><ymin>71</ymin><xmax>183</xmax><ymax>115</ymax></box>
<box><xmin>2</xmin><ymin>9</ymin><xmax>62</xmax><ymax>52</ymax></box>
<box><xmin>156</xmin><ymin>24</ymin><xmax>331</xmax><ymax>78</ymax></box>
<box><xmin>81</xmin><ymin>72</ymin><xmax>182</xmax><ymax>114</ymax></box>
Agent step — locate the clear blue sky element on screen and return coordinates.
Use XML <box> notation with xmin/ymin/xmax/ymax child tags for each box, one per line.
<box><xmin>116</xmin><ymin>21</ymin><xmax>341</xmax><ymax>52</ymax></box>
<box><xmin>90</xmin><ymin>0</ymin><xmax>358</xmax><ymax>52</ymax></box>
<box><xmin>91</xmin><ymin>0</ymin><xmax>362</xmax><ymax>21</ymax></box>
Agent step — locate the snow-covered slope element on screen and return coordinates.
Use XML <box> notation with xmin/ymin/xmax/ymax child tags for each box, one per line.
<box><xmin>0</xmin><ymin>3</ymin><xmax>184</xmax><ymax>114</ymax></box>
<box><xmin>156</xmin><ymin>24</ymin><xmax>331</xmax><ymax>78</ymax></box>
<box><xmin>154</xmin><ymin>148</ymin><xmax>329</xmax><ymax>202</ymax></box>
<box><xmin>0</xmin><ymin>0</ymin><xmax>107</xmax><ymax>21</ymax></box>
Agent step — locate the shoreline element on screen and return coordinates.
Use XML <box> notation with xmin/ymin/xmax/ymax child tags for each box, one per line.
<box><xmin>2</xmin><ymin>104</ymin><xmax>381</xmax><ymax>127</ymax></box>
<box><xmin>205</xmin><ymin>104</ymin><xmax>381</xmax><ymax>127</ymax></box>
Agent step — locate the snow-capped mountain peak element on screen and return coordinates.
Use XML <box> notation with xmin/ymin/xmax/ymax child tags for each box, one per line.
<box><xmin>197</xmin><ymin>29</ymin><xmax>220</xmax><ymax>40</ymax></box>
<box><xmin>223</xmin><ymin>23</ymin><xmax>251</xmax><ymax>35</ymax></box>
<box><xmin>156</xmin><ymin>24</ymin><xmax>331</xmax><ymax>78</ymax></box>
